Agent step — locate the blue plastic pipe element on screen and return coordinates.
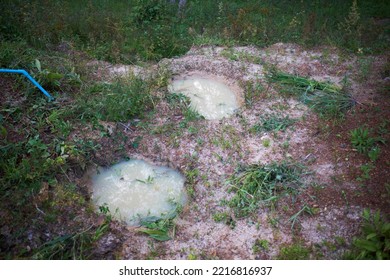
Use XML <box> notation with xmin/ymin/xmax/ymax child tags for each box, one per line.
<box><xmin>0</xmin><ymin>69</ymin><xmax>54</xmax><ymax>101</ymax></box>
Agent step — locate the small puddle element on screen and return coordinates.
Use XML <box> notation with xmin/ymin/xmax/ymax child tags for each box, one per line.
<box><xmin>169</xmin><ymin>73</ymin><xmax>240</xmax><ymax>120</ymax></box>
<box><xmin>90</xmin><ymin>159</ymin><xmax>186</xmax><ymax>225</ymax></box>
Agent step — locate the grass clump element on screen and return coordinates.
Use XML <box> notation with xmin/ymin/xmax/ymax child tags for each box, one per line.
<box><xmin>227</xmin><ymin>162</ymin><xmax>304</xmax><ymax>218</ymax></box>
<box><xmin>268</xmin><ymin>70</ymin><xmax>355</xmax><ymax>118</ymax></box>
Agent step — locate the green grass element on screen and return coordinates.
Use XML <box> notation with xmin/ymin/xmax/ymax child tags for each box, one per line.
<box><xmin>268</xmin><ymin>70</ymin><xmax>355</xmax><ymax>118</ymax></box>
<box><xmin>1</xmin><ymin>0</ymin><xmax>388</xmax><ymax>64</ymax></box>
<box><xmin>74</xmin><ymin>77</ymin><xmax>154</xmax><ymax>122</ymax></box>
<box><xmin>250</xmin><ymin>113</ymin><xmax>296</xmax><ymax>134</ymax></box>
<box><xmin>227</xmin><ymin>162</ymin><xmax>304</xmax><ymax>218</ymax></box>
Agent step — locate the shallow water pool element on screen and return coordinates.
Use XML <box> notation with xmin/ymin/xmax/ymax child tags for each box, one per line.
<box><xmin>91</xmin><ymin>160</ymin><xmax>186</xmax><ymax>225</ymax></box>
<box><xmin>169</xmin><ymin>74</ymin><xmax>239</xmax><ymax>120</ymax></box>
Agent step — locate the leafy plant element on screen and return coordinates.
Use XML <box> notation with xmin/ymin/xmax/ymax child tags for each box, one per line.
<box><xmin>350</xmin><ymin>127</ymin><xmax>383</xmax><ymax>155</ymax></box>
<box><xmin>347</xmin><ymin>209</ymin><xmax>389</xmax><ymax>260</ymax></box>
<box><xmin>227</xmin><ymin>162</ymin><xmax>304</xmax><ymax>218</ymax></box>
<box><xmin>137</xmin><ymin>204</ymin><xmax>182</xmax><ymax>241</ymax></box>
<box><xmin>34</xmin><ymin>59</ymin><xmax>64</xmax><ymax>89</ymax></box>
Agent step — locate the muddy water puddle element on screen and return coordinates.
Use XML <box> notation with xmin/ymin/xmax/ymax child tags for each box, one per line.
<box><xmin>169</xmin><ymin>74</ymin><xmax>240</xmax><ymax>120</ymax></box>
<box><xmin>91</xmin><ymin>159</ymin><xmax>186</xmax><ymax>225</ymax></box>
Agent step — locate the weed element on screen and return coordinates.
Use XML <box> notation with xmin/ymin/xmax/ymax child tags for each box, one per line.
<box><xmin>262</xmin><ymin>138</ymin><xmax>271</xmax><ymax>148</ymax></box>
<box><xmin>350</xmin><ymin>126</ymin><xmax>384</xmax><ymax>155</ymax></box>
<box><xmin>278</xmin><ymin>243</ymin><xmax>310</xmax><ymax>260</ymax></box>
<box><xmin>251</xmin><ymin>113</ymin><xmax>296</xmax><ymax>134</ymax></box>
<box><xmin>289</xmin><ymin>205</ymin><xmax>315</xmax><ymax>229</ymax></box>
<box><xmin>345</xmin><ymin>209</ymin><xmax>390</xmax><ymax>260</ymax></box>
<box><xmin>357</xmin><ymin>163</ymin><xmax>374</xmax><ymax>183</ymax></box>
<box><xmin>253</xmin><ymin>239</ymin><xmax>269</xmax><ymax>253</ymax></box>
<box><xmin>187</xmin><ymin>249</ymin><xmax>198</xmax><ymax>260</ymax></box>
<box><xmin>243</xmin><ymin>81</ymin><xmax>265</xmax><ymax>107</ymax></box>
<box><xmin>227</xmin><ymin>162</ymin><xmax>304</xmax><ymax>218</ymax></box>
<box><xmin>378</xmin><ymin>121</ymin><xmax>389</xmax><ymax>138</ymax></box>
<box><xmin>212</xmin><ymin>211</ymin><xmax>236</xmax><ymax>229</ymax></box>
<box><xmin>338</xmin><ymin>0</ymin><xmax>362</xmax><ymax>50</ymax></box>
<box><xmin>368</xmin><ymin>146</ymin><xmax>380</xmax><ymax>162</ymax></box>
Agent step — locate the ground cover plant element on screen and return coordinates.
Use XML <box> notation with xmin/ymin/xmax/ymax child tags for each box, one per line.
<box><xmin>0</xmin><ymin>0</ymin><xmax>389</xmax><ymax>260</ymax></box>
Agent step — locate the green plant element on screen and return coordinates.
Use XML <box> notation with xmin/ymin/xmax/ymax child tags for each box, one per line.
<box><xmin>138</xmin><ymin>204</ymin><xmax>181</xmax><ymax>241</ymax></box>
<box><xmin>350</xmin><ymin>127</ymin><xmax>383</xmax><ymax>155</ymax></box>
<box><xmin>251</xmin><ymin>113</ymin><xmax>296</xmax><ymax>133</ymax></box>
<box><xmin>262</xmin><ymin>138</ymin><xmax>271</xmax><ymax>148</ymax></box>
<box><xmin>278</xmin><ymin>243</ymin><xmax>310</xmax><ymax>260</ymax></box>
<box><xmin>346</xmin><ymin>209</ymin><xmax>389</xmax><ymax>260</ymax></box>
<box><xmin>76</xmin><ymin>77</ymin><xmax>154</xmax><ymax>122</ymax></box>
<box><xmin>368</xmin><ymin>146</ymin><xmax>380</xmax><ymax>162</ymax></box>
<box><xmin>212</xmin><ymin>211</ymin><xmax>236</xmax><ymax>229</ymax></box>
<box><xmin>32</xmin><ymin>214</ymin><xmax>111</xmax><ymax>260</ymax></box>
<box><xmin>268</xmin><ymin>70</ymin><xmax>354</xmax><ymax>118</ymax></box>
<box><xmin>338</xmin><ymin>0</ymin><xmax>361</xmax><ymax>50</ymax></box>
<box><xmin>227</xmin><ymin>162</ymin><xmax>304</xmax><ymax>218</ymax></box>
<box><xmin>253</xmin><ymin>239</ymin><xmax>269</xmax><ymax>253</ymax></box>
<box><xmin>289</xmin><ymin>204</ymin><xmax>315</xmax><ymax>229</ymax></box>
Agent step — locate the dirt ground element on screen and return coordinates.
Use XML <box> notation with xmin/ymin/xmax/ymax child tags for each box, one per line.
<box><xmin>80</xmin><ymin>43</ymin><xmax>389</xmax><ymax>259</ymax></box>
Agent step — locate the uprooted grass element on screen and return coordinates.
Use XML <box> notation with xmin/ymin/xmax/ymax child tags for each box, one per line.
<box><xmin>250</xmin><ymin>113</ymin><xmax>296</xmax><ymax>134</ymax></box>
<box><xmin>137</xmin><ymin>203</ymin><xmax>183</xmax><ymax>242</ymax></box>
<box><xmin>227</xmin><ymin>162</ymin><xmax>305</xmax><ymax>218</ymax></box>
<box><xmin>267</xmin><ymin>70</ymin><xmax>355</xmax><ymax>118</ymax></box>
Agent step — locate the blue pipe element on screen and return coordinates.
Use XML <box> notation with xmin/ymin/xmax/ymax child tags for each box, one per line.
<box><xmin>0</xmin><ymin>69</ymin><xmax>54</xmax><ymax>101</ymax></box>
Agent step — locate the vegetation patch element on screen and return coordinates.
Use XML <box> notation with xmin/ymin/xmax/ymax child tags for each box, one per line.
<box><xmin>278</xmin><ymin>243</ymin><xmax>310</xmax><ymax>260</ymax></box>
<box><xmin>250</xmin><ymin>113</ymin><xmax>296</xmax><ymax>134</ymax></box>
<box><xmin>346</xmin><ymin>209</ymin><xmax>390</xmax><ymax>260</ymax></box>
<box><xmin>268</xmin><ymin>70</ymin><xmax>355</xmax><ymax>118</ymax></box>
<box><xmin>227</xmin><ymin>162</ymin><xmax>304</xmax><ymax>218</ymax></box>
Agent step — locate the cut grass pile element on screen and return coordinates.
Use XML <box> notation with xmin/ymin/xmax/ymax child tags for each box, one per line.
<box><xmin>227</xmin><ymin>162</ymin><xmax>304</xmax><ymax>218</ymax></box>
<box><xmin>268</xmin><ymin>70</ymin><xmax>355</xmax><ymax>118</ymax></box>
<box><xmin>250</xmin><ymin>113</ymin><xmax>296</xmax><ymax>134</ymax></box>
